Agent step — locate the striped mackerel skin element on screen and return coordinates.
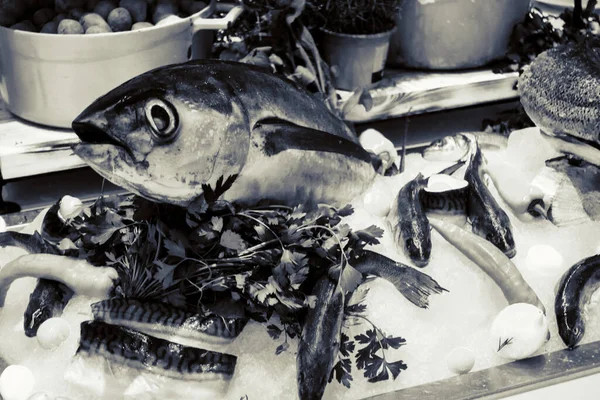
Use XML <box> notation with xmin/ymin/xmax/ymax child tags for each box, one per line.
<box><xmin>91</xmin><ymin>299</ymin><xmax>247</xmax><ymax>340</ymax></box>
<box><xmin>78</xmin><ymin>320</ymin><xmax>237</xmax><ymax>379</ymax></box>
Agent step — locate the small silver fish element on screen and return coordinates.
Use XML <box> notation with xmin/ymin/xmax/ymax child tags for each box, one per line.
<box><xmin>422</xmin><ymin>132</ymin><xmax>509</xmax><ymax>163</ymax></box>
<box><xmin>422</xmin><ymin>134</ymin><xmax>471</xmax><ymax>162</ymax></box>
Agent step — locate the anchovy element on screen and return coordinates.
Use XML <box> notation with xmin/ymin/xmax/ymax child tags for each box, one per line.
<box><xmin>389</xmin><ymin>173</ymin><xmax>431</xmax><ymax>267</ymax></box>
<box><xmin>78</xmin><ymin>320</ymin><xmax>237</xmax><ymax>380</ymax></box>
<box><xmin>465</xmin><ymin>142</ymin><xmax>516</xmax><ymax>258</ymax></box>
<box><xmin>555</xmin><ymin>254</ymin><xmax>600</xmax><ymax>349</ymax></box>
<box><xmin>297</xmin><ymin>274</ymin><xmax>344</xmax><ymax>400</ymax></box>
<box><xmin>91</xmin><ymin>298</ymin><xmax>247</xmax><ymax>344</ymax></box>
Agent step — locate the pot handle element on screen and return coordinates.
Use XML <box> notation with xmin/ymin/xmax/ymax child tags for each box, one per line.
<box><xmin>191</xmin><ymin>3</ymin><xmax>244</xmax><ymax>33</ymax></box>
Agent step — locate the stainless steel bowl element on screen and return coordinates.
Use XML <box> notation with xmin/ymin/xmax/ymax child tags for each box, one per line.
<box><xmin>388</xmin><ymin>0</ymin><xmax>533</xmax><ymax>70</ymax></box>
<box><xmin>0</xmin><ymin>3</ymin><xmax>242</xmax><ymax>129</ymax></box>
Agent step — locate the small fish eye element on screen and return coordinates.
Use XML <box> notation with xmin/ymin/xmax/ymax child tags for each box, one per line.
<box><xmin>145</xmin><ymin>99</ymin><xmax>179</xmax><ymax>142</ymax></box>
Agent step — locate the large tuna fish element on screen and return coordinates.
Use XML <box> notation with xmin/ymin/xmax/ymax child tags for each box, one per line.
<box><xmin>71</xmin><ymin>60</ymin><xmax>376</xmax><ymax>207</ymax></box>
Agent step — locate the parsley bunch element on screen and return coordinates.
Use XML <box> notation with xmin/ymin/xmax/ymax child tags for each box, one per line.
<box><xmin>46</xmin><ymin>175</ymin><xmax>408</xmax><ymax>386</ymax></box>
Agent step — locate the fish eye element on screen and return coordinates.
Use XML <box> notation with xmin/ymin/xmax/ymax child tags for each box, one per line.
<box><xmin>145</xmin><ymin>99</ymin><xmax>179</xmax><ymax>143</ymax></box>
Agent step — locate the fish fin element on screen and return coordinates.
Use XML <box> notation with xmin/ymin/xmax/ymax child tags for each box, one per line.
<box><xmin>549</xmin><ymin>175</ymin><xmax>591</xmax><ymax>227</ymax></box>
<box><xmin>353</xmin><ymin>250</ymin><xmax>447</xmax><ymax>308</ymax></box>
<box><xmin>253</xmin><ymin>119</ymin><xmax>373</xmax><ymax>164</ymax></box>
<box><xmin>390</xmin><ymin>264</ymin><xmax>448</xmax><ymax>309</ymax></box>
<box><xmin>437</xmin><ymin>160</ymin><xmax>466</xmax><ymax>176</ymax></box>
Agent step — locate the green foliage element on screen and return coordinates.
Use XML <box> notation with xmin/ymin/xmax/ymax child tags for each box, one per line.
<box><xmin>308</xmin><ymin>0</ymin><xmax>403</xmax><ymax>35</ymax></box>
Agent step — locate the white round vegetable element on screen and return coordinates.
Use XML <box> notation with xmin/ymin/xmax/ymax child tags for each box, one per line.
<box><xmin>446</xmin><ymin>347</ymin><xmax>475</xmax><ymax>375</ymax></box>
<box><xmin>58</xmin><ymin>195</ymin><xmax>83</xmax><ymax>221</ymax></box>
<box><xmin>525</xmin><ymin>245</ymin><xmax>563</xmax><ymax>276</ymax></box>
<box><xmin>0</xmin><ymin>365</ymin><xmax>35</xmax><ymax>400</ymax></box>
<box><xmin>489</xmin><ymin>303</ymin><xmax>548</xmax><ymax>361</ymax></box>
<box><xmin>36</xmin><ymin>317</ymin><xmax>71</xmax><ymax>350</ymax></box>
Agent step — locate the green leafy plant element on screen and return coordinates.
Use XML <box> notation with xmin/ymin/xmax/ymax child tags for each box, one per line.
<box><xmin>308</xmin><ymin>0</ymin><xmax>404</xmax><ymax>35</ymax></box>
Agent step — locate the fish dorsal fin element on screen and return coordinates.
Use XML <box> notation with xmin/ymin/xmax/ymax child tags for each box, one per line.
<box><xmin>253</xmin><ymin>118</ymin><xmax>373</xmax><ymax>164</ymax></box>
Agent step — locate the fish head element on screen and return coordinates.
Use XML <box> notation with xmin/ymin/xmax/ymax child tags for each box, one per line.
<box><xmin>422</xmin><ymin>135</ymin><xmax>470</xmax><ymax>162</ymax></box>
<box><xmin>403</xmin><ymin>223</ymin><xmax>431</xmax><ymax>268</ymax></box>
<box><xmin>558</xmin><ymin>310</ymin><xmax>585</xmax><ymax>349</ymax></box>
<box><xmin>484</xmin><ymin>227</ymin><xmax>516</xmax><ymax>259</ymax></box>
<box><xmin>72</xmin><ymin>63</ymin><xmax>251</xmax><ymax>206</ymax></box>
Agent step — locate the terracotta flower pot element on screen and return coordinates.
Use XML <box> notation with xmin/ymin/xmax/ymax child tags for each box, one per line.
<box><xmin>388</xmin><ymin>0</ymin><xmax>533</xmax><ymax>70</ymax></box>
<box><xmin>319</xmin><ymin>28</ymin><xmax>395</xmax><ymax>91</ymax></box>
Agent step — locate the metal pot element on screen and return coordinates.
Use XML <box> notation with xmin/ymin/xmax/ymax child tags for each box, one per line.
<box><xmin>0</xmin><ymin>3</ymin><xmax>243</xmax><ymax>129</ymax></box>
<box><xmin>388</xmin><ymin>0</ymin><xmax>532</xmax><ymax>70</ymax></box>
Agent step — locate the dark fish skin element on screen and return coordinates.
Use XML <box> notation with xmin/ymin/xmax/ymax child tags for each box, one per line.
<box><xmin>465</xmin><ymin>145</ymin><xmax>516</xmax><ymax>258</ymax></box>
<box><xmin>78</xmin><ymin>320</ymin><xmax>237</xmax><ymax>379</ymax></box>
<box><xmin>297</xmin><ymin>274</ymin><xmax>344</xmax><ymax>400</ymax></box>
<box><xmin>390</xmin><ymin>173</ymin><xmax>431</xmax><ymax>268</ymax></box>
<box><xmin>352</xmin><ymin>250</ymin><xmax>447</xmax><ymax>309</ymax></box>
<box><xmin>0</xmin><ymin>231</ymin><xmax>74</xmax><ymax>337</ymax></box>
<box><xmin>555</xmin><ymin>254</ymin><xmax>600</xmax><ymax>349</ymax></box>
<box><xmin>91</xmin><ymin>298</ymin><xmax>247</xmax><ymax>341</ymax></box>
<box><xmin>24</xmin><ymin>281</ymin><xmax>73</xmax><ymax>337</ymax></box>
<box><xmin>420</xmin><ymin>188</ymin><xmax>468</xmax><ymax>215</ymax></box>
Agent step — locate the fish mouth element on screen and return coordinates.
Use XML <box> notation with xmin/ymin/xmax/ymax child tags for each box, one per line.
<box><xmin>72</xmin><ymin>121</ymin><xmax>124</xmax><ymax>148</ymax></box>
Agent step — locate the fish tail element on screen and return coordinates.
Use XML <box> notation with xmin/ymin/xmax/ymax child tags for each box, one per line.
<box><xmin>391</xmin><ymin>265</ymin><xmax>448</xmax><ymax>309</ymax></box>
<box><xmin>353</xmin><ymin>251</ymin><xmax>447</xmax><ymax>308</ymax></box>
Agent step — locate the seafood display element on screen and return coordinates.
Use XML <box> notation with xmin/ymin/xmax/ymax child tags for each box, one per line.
<box><xmin>1</xmin><ymin>55</ymin><xmax>600</xmax><ymax>400</ymax></box>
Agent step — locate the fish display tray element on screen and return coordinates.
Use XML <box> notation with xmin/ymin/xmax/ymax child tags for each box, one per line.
<box><xmin>2</xmin><ymin>196</ymin><xmax>600</xmax><ymax>400</ymax></box>
<box><xmin>0</xmin><ymin>68</ymin><xmax>519</xmax><ymax>182</ymax></box>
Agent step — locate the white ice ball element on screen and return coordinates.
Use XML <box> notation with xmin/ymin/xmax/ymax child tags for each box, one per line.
<box><xmin>446</xmin><ymin>347</ymin><xmax>475</xmax><ymax>375</ymax></box>
<box><xmin>0</xmin><ymin>365</ymin><xmax>35</xmax><ymax>400</ymax></box>
<box><xmin>36</xmin><ymin>317</ymin><xmax>71</xmax><ymax>350</ymax></box>
<box><xmin>489</xmin><ymin>303</ymin><xmax>548</xmax><ymax>361</ymax></box>
<box><xmin>525</xmin><ymin>245</ymin><xmax>564</xmax><ymax>276</ymax></box>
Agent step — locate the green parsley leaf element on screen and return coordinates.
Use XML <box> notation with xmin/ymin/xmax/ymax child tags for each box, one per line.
<box><xmin>339</xmin><ymin>333</ymin><xmax>355</xmax><ymax>357</ymax></box>
<box><xmin>164</xmin><ymin>238</ymin><xmax>186</xmax><ymax>258</ymax></box>
<box><xmin>220</xmin><ymin>230</ymin><xmax>247</xmax><ymax>251</ymax></box>
<box><xmin>267</xmin><ymin>324</ymin><xmax>283</xmax><ymax>340</ymax></box>
<box><xmin>154</xmin><ymin>259</ymin><xmax>178</xmax><ymax>289</ymax></box>
<box><xmin>330</xmin><ymin>358</ymin><xmax>353</xmax><ymax>388</ymax></box>
<box><xmin>340</xmin><ymin>264</ymin><xmax>364</xmax><ymax>294</ymax></box>
<box><xmin>211</xmin><ymin>216</ymin><xmax>224</xmax><ymax>232</ymax></box>
<box><xmin>275</xmin><ymin>341</ymin><xmax>289</xmax><ymax>355</ymax></box>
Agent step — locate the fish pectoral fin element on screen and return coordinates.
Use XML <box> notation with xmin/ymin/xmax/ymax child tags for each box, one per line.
<box><xmin>252</xmin><ymin>119</ymin><xmax>373</xmax><ymax>164</ymax></box>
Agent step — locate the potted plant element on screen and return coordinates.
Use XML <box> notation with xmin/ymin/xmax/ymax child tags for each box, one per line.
<box><xmin>307</xmin><ymin>0</ymin><xmax>403</xmax><ymax>90</ymax></box>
